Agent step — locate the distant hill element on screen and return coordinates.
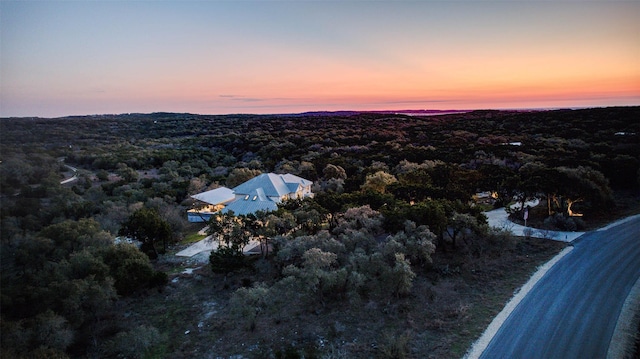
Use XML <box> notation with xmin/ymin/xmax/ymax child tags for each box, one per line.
<box><xmin>276</xmin><ymin>109</ymin><xmax>470</xmax><ymax>117</ymax></box>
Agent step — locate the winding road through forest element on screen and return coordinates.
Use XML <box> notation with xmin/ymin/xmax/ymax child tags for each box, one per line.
<box><xmin>477</xmin><ymin>216</ymin><xmax>640</xmax><ymax>358</ymax></box>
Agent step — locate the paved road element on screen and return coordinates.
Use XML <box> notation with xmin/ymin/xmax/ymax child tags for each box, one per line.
<box><xmin>479</xmin><ymin>216</ymin><xmax>640</xmax><ymax>359</ymax></box>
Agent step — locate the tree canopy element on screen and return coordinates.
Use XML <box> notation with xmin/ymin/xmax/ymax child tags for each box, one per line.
<box><xmin>1</xmin><ymin>107</ymin><xmax>638</xmax><ymax>357</ymax></box>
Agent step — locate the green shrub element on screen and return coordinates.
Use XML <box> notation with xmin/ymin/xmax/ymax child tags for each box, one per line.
<box><xmin>103</xmin><ymin>325</ymin><xmax>163</xmax><ymax>359</ymax></box>
<box><xmin>378</xmin><ymin>331</ymin><xmax>412</xmax><ymax>359</ymax></box>
<box><xmin>210</xmin><ymin>246</ymin><xmax>246</xmax><ymax>274</ymax></box>
<box><xmin>101</xmin><ymin>244</ymin><xmax>166</xmax><ymax>295</ymax></box>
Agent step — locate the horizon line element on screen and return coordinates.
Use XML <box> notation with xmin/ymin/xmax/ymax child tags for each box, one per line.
<box><xmin>3</xmin><ymin>105</ymin><xmax>639</xmax><ymax>120</ymax></box>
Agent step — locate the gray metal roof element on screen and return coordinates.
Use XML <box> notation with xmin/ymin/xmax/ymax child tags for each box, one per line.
<box><xmin>191</xmin><ymin>173</ymin><xmax>312</xmax><ymax>217</ymax></box>
<box><xmin>191</xmin><ymin>187</ymin><xmax>235</xmax><ymax>205</ymax></box>
<box><xmin>221</xmin><ymin>197</ymin><xmax>278</xmax><ymax>216</ymax></box>
<box><xmin>279</xmin><ymin>173</ymin><xmax>312</xmax><ymax>187</ymax></box>
<box><xmin>232</xmin><ymin>173</ymin><xmax>309</xmax><ymax>198</ymax></box>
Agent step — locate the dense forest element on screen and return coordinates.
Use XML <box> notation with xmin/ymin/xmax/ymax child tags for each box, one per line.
<box><xmin>1</xmin><ymin>107</ymin><xmax>639</xmax><ymax>358</ymax></box>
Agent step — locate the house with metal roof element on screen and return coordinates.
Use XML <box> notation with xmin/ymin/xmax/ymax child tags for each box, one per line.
<box><xmin>187</xmin><ymin>173</ymin><xmax>313</xmax><ymax>222</ymax></box>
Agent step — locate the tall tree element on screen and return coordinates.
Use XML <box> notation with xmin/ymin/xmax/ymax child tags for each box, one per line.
<box><xmin>555</xmin><ymin>166</ymin><xmax>614</xmax><ymax>216</ymax></box>
<box><xmin>226</xmin><ymin>168</ymin><xmax>261</xmax><ymax>188</ymax></box>
<box><xmin>118</xmin><ymin>208</ymin><xmax>172</xmax><ymax>258</ymax></box>
<box><xmin>361</xmin><ymin>171</ymin><xmax>398</xmax><ymax>194</ymax></box>
<box><xmin>323</xmin><ymin>164</ymin><xmax>347</xmax><ymax>180</ymax></box>
<box><xmin>207</xmin><ymin>212</ymin><xmax>251</xmax><ymax>253</ymax></box>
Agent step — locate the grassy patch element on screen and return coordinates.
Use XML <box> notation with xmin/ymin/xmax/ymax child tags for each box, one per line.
<box><xmin>447</xmin><ymin>239</ymin><xmax>566</xmax><ymax>358</ymax></box>
<box><xmin>181</xmin><ymin>232</ymin><xmax>207</xmax><ymax>245</ymax></box>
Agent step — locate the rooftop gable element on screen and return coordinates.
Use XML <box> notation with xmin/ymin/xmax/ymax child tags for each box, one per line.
<box><xmin>279</xmin><ymin>173</ymin><xmax>312</xmax><ymax>187</ymax></box>
<box><xmin>286</xmin><ymin>182</ymin><xmax>301</xmax><ymax>193</ymax></box>
<box><xmin>191</xmin><ymin>187</ymin><xmax>235</xmax><ymax>205</ymax></box>
<box><xmin>232</xmin><ymin>173</ymin><xmax>309</xmax><ymax>198</ymax></box>
<box><xmin>221</xmin><ymin>197</ymin><xmax>278</xmax><ymax>216</ymax></box>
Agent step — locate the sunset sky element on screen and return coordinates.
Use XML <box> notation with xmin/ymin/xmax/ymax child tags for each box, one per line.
<box><xmin>1</xmin><ymin>1</ymin><xmax>638</xmax><ymax>117</ymax></box>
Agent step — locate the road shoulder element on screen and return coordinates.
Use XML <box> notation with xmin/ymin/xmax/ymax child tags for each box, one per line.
<box><xmin>607</xmin><ymin>275</ymin><xmax>640</xmax><ymax>359</ymax></box>
<box><xmin>464</xmin><ymin>246</ymin><xmax>574</xmax><ymax>359</ymax></box>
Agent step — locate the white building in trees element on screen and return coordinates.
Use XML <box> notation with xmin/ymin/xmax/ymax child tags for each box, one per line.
<box><xmin>187</xmin><ymin>173</ymin><xmax>313</xmax><ymax>222</ymax></box>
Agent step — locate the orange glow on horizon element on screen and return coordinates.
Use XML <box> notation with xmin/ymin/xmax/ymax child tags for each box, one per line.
<box><xmin>1</xmin><ymin>1</ymin><xmax>638</xmax><ymax>117</ymax></box>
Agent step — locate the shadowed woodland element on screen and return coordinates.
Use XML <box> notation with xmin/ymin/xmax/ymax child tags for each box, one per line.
<box><xmin>1</xmin><ymin>107</ymin><xmax>639</xmax><ymax>358</ymax></box>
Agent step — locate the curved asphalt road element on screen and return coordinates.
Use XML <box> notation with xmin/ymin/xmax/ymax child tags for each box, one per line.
<box><xmin>480</xmin><ymin>216</ymin><xmax>640</xmax><ymax>359</ymax></box>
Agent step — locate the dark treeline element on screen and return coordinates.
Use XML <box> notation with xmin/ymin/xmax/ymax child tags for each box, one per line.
<box><xmin>1</xmin><ymin>107</ymin><xmax>639</xmax><ymax>357</ymax></box>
